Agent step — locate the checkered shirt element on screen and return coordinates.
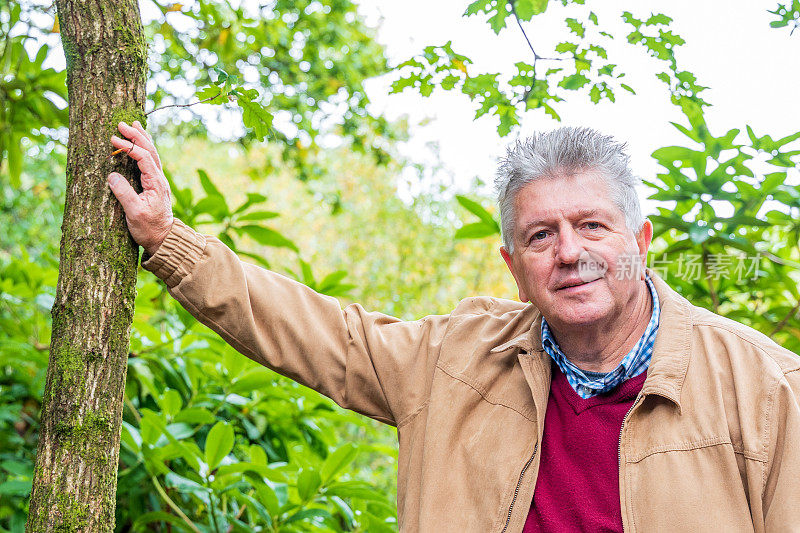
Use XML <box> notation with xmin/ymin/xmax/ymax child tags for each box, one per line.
<box><xmin>540</xmin><ymin>276</ymin><xmax>660</xmax><ymax>399</ymax></box>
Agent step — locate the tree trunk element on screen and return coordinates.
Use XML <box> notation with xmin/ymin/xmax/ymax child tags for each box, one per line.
<box><xmin>26</xmin><ymin>1</ymin><xmax>147</xmax><ymax>530</ymax></box>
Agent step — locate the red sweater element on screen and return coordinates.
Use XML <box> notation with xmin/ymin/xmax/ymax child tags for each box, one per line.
<box><xmin>523</xmin><ymin>365</ymin><xmax>647</xmax><ymax>532</ymax></box>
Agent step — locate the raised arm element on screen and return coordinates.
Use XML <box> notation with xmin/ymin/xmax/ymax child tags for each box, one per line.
<box><xmin>107</xmin><ymin>123</ymin><xmax>448</xmax><ymax>425</ymax></box>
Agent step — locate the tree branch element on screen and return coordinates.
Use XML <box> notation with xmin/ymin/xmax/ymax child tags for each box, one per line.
<box><xmin>770</xmin><ymin>298</ymin><xmax>800</xmax><ymax>337</ymax></box>
<box><xmin>508</xmin><ymin>0</ymin><xmax>562</xmax><ymax>103</ymax></box>
<box><xmin>145</xmin><ymin>90</ymin><xmax>224</xmax><ymax>116</ymax></box>
<box><xmin>508</xmin><ymin>0</ymin><xmax>562</xmax><ymax>63</ymax></box>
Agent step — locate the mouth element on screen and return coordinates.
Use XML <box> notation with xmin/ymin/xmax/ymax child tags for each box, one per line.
<box><xmin>556</xmin><ymin>278</ymin><xmax>600</xmax><ymax>291</ymax></box>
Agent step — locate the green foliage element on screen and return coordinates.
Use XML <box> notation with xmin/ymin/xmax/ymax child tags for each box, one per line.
<box><xmin>769</xmin><ymin>0</ymin><xmax>800</xmax><ymax>34</ymax></box>
<box><xmin>0</xmin><ymin>2</ymin><xmax>67</xmax><ymax>187</ymax></box>
<box><xmin>644</xmin><ymin>110</ymin><xmax>800</xmax><ymax>351</ymax></box>
<box><xmin>391</xmin><ymin>5</ymin><xmax>672</xmax><ymax>132</ymax></box>
<box><xmin>3</xmin><ymin>1</ymin><xmax>799</xmax><ymax>532</ymax></box>
<box><xmin>0</xmin><ymin>156</ymin><xmax>397</xmax><ymax>531</ymax></box>
<box><xmin>142</xmin><ymin>0</ymin><xmax>400</xmax><ymax>181</ymax></box>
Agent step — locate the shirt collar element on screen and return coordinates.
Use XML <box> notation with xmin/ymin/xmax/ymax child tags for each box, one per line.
<box><xmin>540</xmin><ymin>275</ymin><xmax>661</xmax><ymax>398</ymax></box>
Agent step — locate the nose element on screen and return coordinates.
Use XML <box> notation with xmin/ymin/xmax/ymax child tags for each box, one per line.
<box><xmin>554</xmin><ymin>226</ymin><xmax>584</xmax><ymax>265</ymax></box>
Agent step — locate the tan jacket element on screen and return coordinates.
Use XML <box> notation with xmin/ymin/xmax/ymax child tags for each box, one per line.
<box><xmin>143</xmin><ymin>219</ymin><xmax>800</xmax><ymax>532</ymax></box>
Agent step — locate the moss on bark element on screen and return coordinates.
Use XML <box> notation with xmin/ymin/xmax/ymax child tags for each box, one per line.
<box><xmin>26</xmin><ymin>0</ymin><xmax>148</xmax><ymax>531</ymax></box>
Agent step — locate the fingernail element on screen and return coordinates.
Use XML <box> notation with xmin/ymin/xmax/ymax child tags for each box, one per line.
<box><xmin>108</xmin><ymin>173</ymin><xmax>122</xmax><ymax>187</ymax></box>
<box><xmin>119</xmin><ymin>121</ymin><xmax>128</xmax><ymax>128</ymax></box>
<box><xmin>133</xmin><ymin>120</ymin><xmax>141</xmax><ymax>127</ymax></box>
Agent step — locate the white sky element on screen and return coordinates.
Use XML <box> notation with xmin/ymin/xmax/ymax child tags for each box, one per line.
<box><xmin>357</xmin><ymin>0</ymin><xmax>800</xmax><ymax>209</ymax></box>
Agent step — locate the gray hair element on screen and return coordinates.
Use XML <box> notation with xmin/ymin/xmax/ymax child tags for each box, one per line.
<box><xmin>495</xmin><ymin>126</ymin><xmax>644</xmax><ymax>253</ymax></box>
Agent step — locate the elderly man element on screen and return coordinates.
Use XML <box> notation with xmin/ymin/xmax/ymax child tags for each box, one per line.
<box><xmin>108</xmin><ymin>123</ymin><xmax>799</xmax><ymax>532</ymax></box>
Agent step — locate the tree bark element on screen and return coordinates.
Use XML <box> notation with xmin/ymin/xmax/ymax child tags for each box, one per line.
<box><xmin>26</xmin><ymin>1</ymin><xmax>147</xmax><ymax>530</ymax></box>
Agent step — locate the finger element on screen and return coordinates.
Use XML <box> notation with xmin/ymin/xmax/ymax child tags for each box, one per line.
<box><xmin>132</xmin><ymin>121</ymin><xmax>153</xmax><ymax>143</ymax></box>
<box><xmin>131</xmin><ymin>121</ymin><xmax>162</xmax><ymax>170</ymax></box>
<box><xmin>108</xmin><ymin>172</ymin><xmax>142</xmax><ymax>212</ymax></box>
<box><xmin>111</xmin><ymin>135</ymin><xmax>149</xmax><ymax>161</ymax></box>
<box><xmin>110</xmin><ymin>136</ymin><xmax>160</xmax><ymax>174</ymax></box>
<box><xmin>110</xmin><ymin>138</ymin><xmax>168</xmax><ymax>197</ymax></box>
<box><xmin>117</xmin><ymin>122</ymin><xmax>160</xmax><ymax>168</ymax></box>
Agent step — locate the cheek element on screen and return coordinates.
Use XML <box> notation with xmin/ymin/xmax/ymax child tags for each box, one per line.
<box><xmin>522</xmin><ymin>263</ymin><xmax>552</xmax><ymax>292</ymax></box>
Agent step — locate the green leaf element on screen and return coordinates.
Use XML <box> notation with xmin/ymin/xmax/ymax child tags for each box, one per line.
<box><xmin>160</xmin><ymin>389</ymin><xmax>182</xmax><ymax>417</ymax></box>
<box><xmin>0</xmin><ymin>460</ymin><xmax>31</xmax><ymax>477</ymax></box>
<box><xmin>255</xmin><ymin>482</ymin><xmax>281</xmax><ymax>517</ymax></box>
<box><xmin>238</xmin><ymin>494</ymin><xmax>273</xmax><ymax>527</ymax></box>
<box><xmin>139</xmin><ymin>414</ymin><xmax>163</xmax><ymax>445</ymax></box>
<box><xmin>318</xmin><ymin>270</ymin><xmax>348</xmax><ymax>292</ymax></box>
<box><xmin>194</xmin><ymin>195</ymin><xmax>229</xmax><ymax>220</ymax></box>
<box><xmin>0</xmin><ymin>480</ymin><xmax>32</xmax><ymax>497</ymax></box>
<box><xmin>555</xmin><ymin>41</ymin><xmax>578</xmax><ymax>54</ymax></box>
<box><xmin>197</xmin><ymin>169</ymin><xmax>223</xmax><ymax>198</ymax></box>
<box><xmin>565</xmin><ymin>18</ymin><xmax>586</xmax><ymax>38</ymax></box>
<box><xmin>325</xmin><ymin>480</ymin><xmax>387</xmax><ymax>501</ymax></box>
<box><xmin>174</xmin><ymin>407</ymin><xmax>216</xmax><ymax>426</ymax></box>
<box><xmin>249</xmin><ymin>445</ymin><xmax>267</xmax><ymax>466</ymax></box>
<box><xmin>164</xmin><ymin>472</ymin><xmax>211</xmax><ymax>504</ymax></box>
<box><xmin>488</xmin><ymin>0</ymin><xmax>510</xmax><ymax>33</ymax></box>
<box><xmin>455</xmin><ymin>222</ymin><xmax>498</xmax><ymax>239</ymax></box>
<box><xmin>558</xmin><ymin>73</ymin><xmax>590</xmax><ymax>90</ymax></box>
<box><xmin>215</xmin><ymin>462</ymin><xmax>271</xmax><ymax>478</ymax></box>
<box><xmin>320</xmin><ymin>443</ymin><xmax>358</xmax><ymax>484</ymax></box>
<box><xmin>7</xmin><ymin>138</ymin><xmax>22</xmax><ymax>187</ymax></box>
<box><xmin>236</xmin><ymin>210</ymin><xmax>279</xmax><ymax>222</ymax></box>
<box><xmin>464</xmin><ymin>0</ymin><xmax>490</xmax><ymax>17</ymax></box>
<box><xmin>237</xmin><ymin>225</ymin><xmax>299</xmax><ymax>252</ymax></box>
<box><xmin>232</xmin><ymin>192</ymin><xmax>268</xmax><ymax>215</ymax></box>
<box><xmin>514</xmin><ymin>0</ymin><xmax>549</xmax><ymax>20</ymax></box>
<box><xmin>231</xmin><ymin>367</ymin><xmax>273</xmax><ymax>394</ymax></box>
<box><xmin>238</xmin><ymin>96</ymin><xmax>273</xmax><ymax>141</ymax></box>
<box><xmin>164</xmin><ymin>423</ymin><xmax>195</xmax><ymax>442</ymax></box>
<box><xmin>195</xmin><ymin>85</ymin><xmax>227</xmax><ymax>105</ymax></box>
<box><xmin>296</xmin><ymin>468</ymin><xmax>322</xmax><ymax>501</ymax></box>
<box><xmin>455</xmin><ymin>195</ymin><xmax>500</xmax><ymax>230</ymax></box>
<box><xmin>204</xmin><ymin>421</ymin><xmax>234</xmax><ymax>470</ymax></box>
<box><xmin>284</xmin><ymin>507</ymin><xmax>332</xmax><ymax>525</ymax></box>
<box><xmin>590</xmin><ymin>85</ymin><xmax>601</xmax><ymax>103</ymax></box>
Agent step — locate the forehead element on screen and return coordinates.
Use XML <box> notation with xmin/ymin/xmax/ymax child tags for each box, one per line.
<box><xmin>513</xmin><ymin>171</ymin><xmax>622</xmax><ymax>223</ymax></box>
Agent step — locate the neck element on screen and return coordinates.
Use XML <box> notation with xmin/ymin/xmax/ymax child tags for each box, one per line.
<box><xmin>547</xmin><ymin>280</ymin><xmax>653</xmax><ymax>373</ymax></box>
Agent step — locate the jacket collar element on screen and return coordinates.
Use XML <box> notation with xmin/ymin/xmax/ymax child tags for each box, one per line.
<box><xmin>490</xmin><ymin>270</ymin><xmax>692</xmax><ymax>413</ymax></box>
<box><xmin>640</xmin><ymin>270</ymin><xmax>692</xmax><ymax>413</ymax></box>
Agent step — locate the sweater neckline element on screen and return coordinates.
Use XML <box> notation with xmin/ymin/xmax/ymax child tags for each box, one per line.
<box><xmin>551</xmin><ymin>364</ymin><xmax>648</xmax><ymax>415</ymax></box>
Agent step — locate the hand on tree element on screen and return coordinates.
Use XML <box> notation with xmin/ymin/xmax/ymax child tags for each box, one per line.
<box><xmin>107</xmin><ymin>121</ymin><xmax>174</xmax><ymax>256</ymax></box>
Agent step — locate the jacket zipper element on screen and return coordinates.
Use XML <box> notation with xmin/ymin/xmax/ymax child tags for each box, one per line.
<box><xmin>618</xmin><ymin>394</ymin><xmax>642</xmax><ymax>533</ymax></box>
<box><xmin>501</xmin><ymin>442</ymin><xmax>539</xmax><ymax>533</ymax></box>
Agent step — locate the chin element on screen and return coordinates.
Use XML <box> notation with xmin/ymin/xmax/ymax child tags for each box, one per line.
<box><xmin>547</xmin><ymin>305</ymin><xmax>611</xmax><ymax>328</ymax></box>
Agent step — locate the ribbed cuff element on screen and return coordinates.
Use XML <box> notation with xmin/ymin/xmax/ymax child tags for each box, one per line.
<box><xmin>141</xmin><ymin>218</ymin><xmax>207</xmax><ymax>288</ymax></box>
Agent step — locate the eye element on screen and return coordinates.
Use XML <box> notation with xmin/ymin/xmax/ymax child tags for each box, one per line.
<box><xmin>585</xmin><ymin>221</ymin><xmax>602</xmax><ymax>230</ymax></box>
<box><xmin>531</xmin><ymin>230</ymin><xmax>548</xmax><ymax>241</ymax></box>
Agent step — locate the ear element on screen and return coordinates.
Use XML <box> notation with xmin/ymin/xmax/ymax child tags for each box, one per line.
<box><xmin>500</xmin><ymin>245</ymin><xmax>529</xmax><ymax>302</ymax></box>
<box><xmin>635</xmin><ymin>219</ymin><xmax>653</xmax><ymax>279</ymax></box>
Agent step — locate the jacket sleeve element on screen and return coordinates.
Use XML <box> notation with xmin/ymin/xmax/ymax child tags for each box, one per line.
<box><xmin>142</xmin><ymin>219</ymin><xmax>451</xmax><ymax>426</ymax></box>
<box><xmin>762</xmin><ymin>367</ymin><xmax>800</xmax><ymax>529</ymax></box>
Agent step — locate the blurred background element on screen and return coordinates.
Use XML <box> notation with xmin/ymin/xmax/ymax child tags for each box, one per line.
<box><xmin>1</xmin><ymin>0</ymin><xmax>799</xmax><ymax>531</ymax></box>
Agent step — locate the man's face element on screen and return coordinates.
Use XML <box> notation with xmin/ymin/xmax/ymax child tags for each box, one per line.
<box><xmin>500</xmin><ymin>170</ymin><xmax>652</xmax><ymax>331</ymax></box>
